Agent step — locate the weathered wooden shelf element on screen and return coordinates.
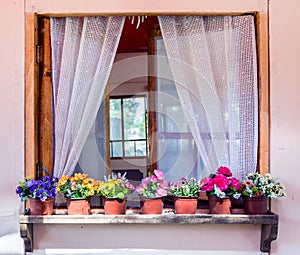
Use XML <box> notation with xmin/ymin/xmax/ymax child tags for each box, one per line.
<box><xmin>20</xmin><ymin>211</ymin><xmax>278</xmax><ymax>253</ymax></box>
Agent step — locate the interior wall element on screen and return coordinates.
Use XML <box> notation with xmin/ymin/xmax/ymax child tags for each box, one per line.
<box><xmin>109</xmin><ymin>52</ymin><xmax>148</xmax><ymax>178</ymax></box>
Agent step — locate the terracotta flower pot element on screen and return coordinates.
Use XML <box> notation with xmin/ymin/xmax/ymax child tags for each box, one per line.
<box><xmin>67</xmin><ymin>198</ymin><xmax>90</xmax><ymax>215</ymax></box>
<box><xmin>174</xmin><ymin>197</ymin><xmax>198</xmax><ymax>214</ymax></box>
<box><xmin>104</xmin><ymin>198</ymin><xmax>126</xmax><ymax>215</ymax></box>
<box><xmin>140</xmin><ymin>197</ymin><xmax>163</xmax><ymax>214</ymax></box>
<box><xmin>243</xmin><ymin>196</ymin><xmax>268</xmax><ymax>214</ymax></box>
<box><xmin>208</xmin><ymin>196</ymin><xmax>232</xmax><ymax>214</ymax></box>
<box><xmin>28</xmin><ymin>198</ymin><xmax>54</xmax><ymax>215</ymax></box>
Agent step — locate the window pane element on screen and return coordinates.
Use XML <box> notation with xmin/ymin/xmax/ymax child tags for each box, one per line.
<box><xmin>123</xmin><ymin>97</ymin><xmax>146</xmax><ymax>140</ymax></box>
<box><xmin>124</xmin><ymin>141</ymin><xmax>135</xmax><ymax>157</ymax></box>
<box><xmin>136</xmin><ymin>140</ymin><xmax>147</xmax><ymax>156</ymax></box>
<box><xmin>110</xmin><ymin>141</ymin><xmax>122</xmax><ymax>158</ymax></box>
<box><xmin>110</xmin><ymin>99</ymin><xmax>122</xmax><ymax>140</ymax></box>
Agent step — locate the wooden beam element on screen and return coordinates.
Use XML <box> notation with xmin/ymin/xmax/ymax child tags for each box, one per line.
<box><xmin>25</xmin><ymin>13</ymin><xmax>39</xmax><ymax>179</ymax></box>
<box><xmin>147</xmin><ymin>28</ymin><xmax>161</xmax><ymax>173</ymax></box>
<box><xmin>256</xmin><ymin>11</ymin><xmax>270</xmax><ymax>175</ymax></box>
<box><xmin>38</xmin><ymin>18</ymin><xmax>53</xmax><ymax>176</ymax></box>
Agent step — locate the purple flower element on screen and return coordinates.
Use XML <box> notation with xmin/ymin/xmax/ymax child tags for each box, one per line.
<box><xmin>25</xmin><ymin>180</ymin><xmax>35</xmax><ymax>188</ymax></box>
<box><xmin>16</xmin><ymin>176</ymin><xmax>58</xmax><ymax>202</ymax></box>
<box><xmin>15</xmin><ymin>186</ymin><xmax>22</xmax><ymax>194</ymax></box>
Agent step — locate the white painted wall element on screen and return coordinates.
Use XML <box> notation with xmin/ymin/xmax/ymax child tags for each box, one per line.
<box><xmin>1</xmin><ymin>0</ymin><xmax>300</xmax><ymax>254</ymax></box>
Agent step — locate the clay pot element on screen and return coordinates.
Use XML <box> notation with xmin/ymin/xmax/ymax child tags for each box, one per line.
<box><xmin>208</xmin><ymin>196</ymin><xmax>232</xmax><ymax>214</ymax></box>
<box><xmin>67</xmin><ymin>198</ymin><xmax>90</xmax><ymax>215</ymax></box>
<box><xmin>243</xmin><ymin>196</ymin><xmax>268</xmax><ymax>215</ymax></box>
<box><xmin>104</xmin><ymin>198</ymin><xmax>126</xmax><ymax>215</ymax></box>
<box><xmin>174</xmin><ymin>197</ymin><xmax>198</xmax><ymax>214</ymax></box>
<box><xmin>28</xmin><ymin>198</ymin><xmax>54</xmax><ymax>215</ymax></box>
<box><xmin>140</xmin><ymin>197</ymin><xmax>163</xmax><ymax>214</ymax></box>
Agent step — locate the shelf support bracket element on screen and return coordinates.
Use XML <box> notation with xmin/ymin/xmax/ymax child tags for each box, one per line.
<box><xmin>260</xmin><ymin>223</ymin><xmax>278</xmax><ymax>252</ymax></box>
<box><xmin>20</xmin><ymin>223</ymin><xmax>33</xmax><ymax>252</ymax></box>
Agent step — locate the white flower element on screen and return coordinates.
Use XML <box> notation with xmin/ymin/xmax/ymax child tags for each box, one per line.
<box><xmin>214</xmin><ymin>185</ymin><xmax>226</xmax><ymax>198</ymax></box>
<box><xmin>233</xmin><ymin>193</ymin><xmax>241</xmax><ymax>199</ymax></box>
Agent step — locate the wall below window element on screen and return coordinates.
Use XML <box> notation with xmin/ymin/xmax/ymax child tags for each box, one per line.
<box><xmin>33</xmin><ymin>224</ymin><xmax>261</xmax><ymax>252</ymax></box>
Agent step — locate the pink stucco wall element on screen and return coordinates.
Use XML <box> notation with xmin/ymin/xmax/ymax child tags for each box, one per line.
<box><xmin>0</xmin><ymin>0</ymin><xmax>299</xmax><ymax>254</ymax></box>
<box><xmin>0</xmin><ymin>0</ymin><xmax>24</xmax><ymax>232</ymax></box>
<box><xmin>269</xmin><ymin>0</ymin><xmax>300</xmax><ymax>254</ymax></box>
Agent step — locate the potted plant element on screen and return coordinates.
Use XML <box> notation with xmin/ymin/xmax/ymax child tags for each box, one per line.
<box><xmin>135</xmin><ymin>169</ymin><xmax>169</xmax><ymax>214</ymax></box>
<box><xmin>169</xmin><ymin>177</ymin><xmax>200</xmax><ymax>214</ymax></box>
<box><xmin>16</xmin><ymin>176</ymin><xmax>58</xmax><ymax>215</ymax></box>
<box><xmin>56</xmin><ymin>173</ymin><xmax>100</xmax><ymax>215</ymax></box>
<box><xmin>98</xmin><ymin>172</ymin><xmax>135</xmax><ymax>215</ymax></box>
<box><xmin>241</xmin><ymin>172</ymin><xmax>286</xmax><ymax>214</ymax></box>
<box><xmin>200</xmin><ymin>166</ymin><xmax>241</xmax><ymax>214</ymax></box>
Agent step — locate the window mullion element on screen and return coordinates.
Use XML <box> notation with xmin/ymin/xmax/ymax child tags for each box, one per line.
<box><xmin>121</xmin><ymin>98</ymin><xmax>126</xmax><ymax>158</ymax></box>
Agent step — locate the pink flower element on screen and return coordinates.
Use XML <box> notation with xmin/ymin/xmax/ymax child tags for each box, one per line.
<box><xmin>160</xmin><ymin>180</ymin><xmax>169</xmax><ymax>187</ymax></box>
<box><xmin>216</xmin><ymin>166</ymin><xmax>232</xmax><ymax>177</ymax></box>
<box><xmin>135</xmin><ymin>170</ymin><xmax>169</xmax><ymax>198</ymax></box>
<box><xmin>156</xmin><ymin>187</ymin><xmax>168</xmax><ymax>197</ymax></box>
<box><xmin>230</xmin><ymin>177</ymin><xmax>241</xmax><ymax>190</ymax></box>
<box><xmin>213</xmin><ymin>175</ymin><xmax>230</xmax><ymax>191</ymax></box>
<box><xmin>154</xmin><ymin>169</ymin><xmax>165</xmax><ymax>180</ymax></box>
<box><xmin>151</xmin><ymin>175</ymin><xmax>158</xmax><ymax>182</ymax></box>
<box><xmin>141</xmin><ymin>177</ymin><xmax>150</xmax><ymax>186</ymax></box>
<box><xmin>200</xmin><ymin>177</ymin><xmax>214</xmax><ymax>192</ymax></box>
<box><xmin>127</xmin><ymin>183</ymin><xmax>135</xmax><ymax>190</ymax></box>
<box><xmin>135</xmin><ymin>185</ymin><xmax>143</xmax><ymax>193</ymax></box>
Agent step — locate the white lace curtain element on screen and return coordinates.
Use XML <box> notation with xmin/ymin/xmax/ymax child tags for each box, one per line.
<box><xmin>50</xmin><ymin>16</ymin><xmax>125</xmax><ymax>178</ymax></box>
<box><xmin>158</xmin><ymin>16</ymin><xmax>258</xmax><ymax>179</ymax></box>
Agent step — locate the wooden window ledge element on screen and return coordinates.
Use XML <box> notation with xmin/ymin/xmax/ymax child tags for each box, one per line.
<box><xmin>20</xmin><ymin>210</ymin><xmax>278</xmax><ymax>253</ymax></box>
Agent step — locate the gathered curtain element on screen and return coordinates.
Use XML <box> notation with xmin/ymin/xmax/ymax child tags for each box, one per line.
<box><xmin>50</xmin><ymin>16</ymin><xmax>125</xmax><ymax>178</ymax></box>
<box><xmin>158</xmin><ymin>16</ymin><xmax>258</xmax><ymax>179</ymax></box>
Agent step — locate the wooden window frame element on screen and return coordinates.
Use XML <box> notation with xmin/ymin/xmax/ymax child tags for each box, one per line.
<box><xmin>25</xmin><ymin>0</ymin><xmax>269</xmax><ymax>179</ymax></box>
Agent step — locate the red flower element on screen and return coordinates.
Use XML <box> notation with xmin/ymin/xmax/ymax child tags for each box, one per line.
<box><xmin>216</xmin><ymin>166</ymin><xmax>232</xmax><ymax>177</ymax></box>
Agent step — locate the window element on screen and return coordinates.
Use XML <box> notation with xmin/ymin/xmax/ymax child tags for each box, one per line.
<box><xmin>110</xmin><ymin>96</ymin><xmax>148</xmax><ymax>158</ymax></box>
<box><xmin>26</xmin><ymin>3</ymin><xmax>268</xmax><ymax>182</ymax></box>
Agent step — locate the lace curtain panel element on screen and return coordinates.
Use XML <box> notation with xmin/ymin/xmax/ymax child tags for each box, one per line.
<box><xmin>50</xmin><ymin>16</ymin><xmax>125</xmax><ymax>178</ymax></box>
<box><xmin>158</xmin><ymin>16</ymin><xmax>258</xmax><ymax>179</ymax></box>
